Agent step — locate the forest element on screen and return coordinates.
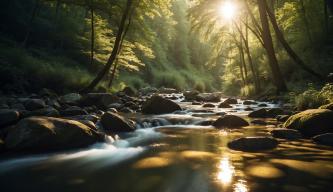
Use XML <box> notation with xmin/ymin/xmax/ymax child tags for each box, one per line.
<box><xmin>0</xmin><ymin>0</ymin><xmax>333</xmax><ymax>192</ymax></box>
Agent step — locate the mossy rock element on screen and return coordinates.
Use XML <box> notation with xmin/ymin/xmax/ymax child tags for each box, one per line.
<box><xmin>284</xmin><ymin>109</ymin><xmax>333</xmax><ymax>137</ymax></box>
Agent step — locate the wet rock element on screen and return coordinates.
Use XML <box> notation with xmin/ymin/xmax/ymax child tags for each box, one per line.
<box><xmin>284</xmin><ymin>109</ymin><xmax>333</xmax><ymax>137</ymax></box>
<box><xmin>223</xmin><ymin>98</ymin><xmax>238</xmax><ymax>105</ymax></box>
<box><xmin>215</xmin><ymin>112</ymin><xmax>227</xmax><ymax>116</ymax></box>
<box><xmin>142</xmin><ymin>95</ymin><xmax>181</xmax><ymax>114</ymax></box>
<box><xmin>23</xmin><ymin>107</ymin><xmax>60</xmax><ymax>118</ymax></box>
<box><xmin>59</xmin><ymin>93</ymin><xmax>82</xmax><ymax>105</ymax></box>
<box><xmin>313</xmin><ymin>133</ymin><xmax>333</xmax><ymax>146</ymax></box>
<box><xmin>266</xmin><ymin>108</ymin><xmax>284</xmax><ymax>118</ymax></box>
<box><xmin>228</xmin><ymin>137</ymin><xmax>278</xmax><ymax>152</ymax></box>
<box><xmin>139</xmin><ymin>87</ymin><xmax>158</xmax><ymax>95</ymax></box>
<box><xmin>319</xmin><ymin>103</ymin><xmax>333</xmax><ymax>110</ymax></box>
<box><xmin>159</xmin><ymin>87</ymin><xmax>178</xmax><ymax>94</ymax></box>
<box><xmin>5</xmin><ymin>117</ymin><xmax>102</xmax><ymax>152</ymax></box>
<box><xmin>213</xmin><ymin>115</ymin><xmax>249</xmax><ymax>128</ymax></box>
<box><xmin>276</xmin><ymin>115</ymin><xmax>290</xmax><ymax>122</ymax></box>
<box><xmin>46</xmin><ymin>99</ymin><xmax>61</xmax><ymax>109</ymax></box>
<box><xmin>108</xmin><ymin>108</ymin><xmax>118</xmax><ymax>114</ymax></box>
<box><xmin>100</xmin><ymin>112</ymin><xmax>136</xmax><ymax>132</ymax></box>
<box><xmin>270</xmin><ymin>128</ymin><xmax>302</xmax><ymax>140</ymax></box>
<box><xmin>218</xmin><ymin>102</ymin><xmax>232</xmax><ymax>108</ymax></box>
<box><xmin>196</xmin><ymin>93</ymin><xmax>221</xmax><ymax>102</ymax></box>
<box><xmin>258</xmin><ymin>103</ymin><xmax>268</xmax><ymax>107</ymax></box>
<box><xmin>202</xmin><ymin>103</ymin><xmax>215</xmax><ymax>108</ymax></box>
<box><xmin>119</xmin><ymin>107</ymin><xmax>134</xmax><ymax>113</ymax></box>
<box><xmin>248</xmin><ymin>108</ymin><xmax>267</xmax><ymax>118</ymax></box>
<box><xmin>122</xmin><ymin>87</ymin><xmax>136</xmax><ymax>96</ymax></box>
<box><xmin>251</xmin><ymin>119</ymin><xmax>267</xmax><ymax>125</ymax></box>
<box><xmin>243</xmin><ymin>100</ymin><xmax>257</xmax><ymax>105</ymax></box>
<box><xmin>192</xmin><ymin>101</ymin><xmax>202</xmax><ymax>105</ymax></box>
<box><xmin>10</xmin><ymin>103</ymin><xmax>25</xmax><ymax>110</ymax></box>
<box><xmin>108</xmin><ymin>103</ymin><xmax>123</xmax><ymax>110</ymax></box>
<box><xmin>24</xmin><ymin>99</ymin><xmax>46</xmax><ymax>111</ymax></box>
<box><xmin>80</xmin><ymin>93</ymin><xmax>121</xmax><ymax>109</ymax></box>
<box><xmin>0</xmin><ymin>109</ymin><xmax>20</xmax><ymax>128</ymax></box>
<box><xmin>196</xmin><ymin>120</ymin><xmax>214</xmax><ymax>126</ymax></box>
<box><xmin>184</xmin><ymin>90</ymin><xmax>199</xmax><ymax>101</ymax></box>
<box><xmin>244</xmin><ymin>107</ymin><xmax>254</xmax><ymax>111</ymax></box>
<box><xmin>60</xmin><ymin>106</ymin><xmax>88</xmax><ymax>116</ymax></box>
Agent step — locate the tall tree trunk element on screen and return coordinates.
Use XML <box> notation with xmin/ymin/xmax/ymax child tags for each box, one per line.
<box><xmin>82</xmin><ymin>0</ymin><xmax>133</xmax><ymax>92</ymax></box>
<box><xmin>238</xmin><ymin>48</ymin><xmax>246</xmax><ymax>86</ymax></box>
<box><xmin>265</xmin><ymin>1</ymin><xmax>324</xmax><ymax>80</ymax></box>
<box><xmin>257</xmin><ymin>0</ymin><xmax>287</xmax><ymax>92</ymax></box>
<box><xmin>90</xmin><ymin>6</ymin><xmax>95</xmax><ymax>67</ymax></box>
<box><xmin>22</xmin><ymin>0</ymin><xmax>40</xmax><ymax>48</ymax></box>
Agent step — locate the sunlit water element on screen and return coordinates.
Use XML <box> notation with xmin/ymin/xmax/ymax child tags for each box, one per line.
<box><xmin>0</xmin><ymin>97</ymin><xmax>332</xmax><ymax>192</ymax></box>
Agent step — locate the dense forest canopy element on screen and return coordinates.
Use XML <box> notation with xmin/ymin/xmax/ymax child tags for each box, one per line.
<box><xmin>0</xmin><ymin>0</ymin><xmax>332</xmax><ymax>95</ymax></box>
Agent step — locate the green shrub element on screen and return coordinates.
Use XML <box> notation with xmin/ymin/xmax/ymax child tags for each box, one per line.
<box><xmin>291</xmin><ymin>84</ymin><xmax>333</xmax><ymax>110</ymax></box>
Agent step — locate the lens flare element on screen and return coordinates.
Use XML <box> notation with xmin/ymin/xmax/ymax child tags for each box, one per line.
<box><xmin>219</xmin><ymin>1</ymin><xmax>237</xmax><ymax>20</ymax></box>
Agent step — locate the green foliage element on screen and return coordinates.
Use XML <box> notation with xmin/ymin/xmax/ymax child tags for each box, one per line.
<box><xmin>290</xmin><ymin>84</ymin><xmax>333</xmax><ymax>110</ymax></box>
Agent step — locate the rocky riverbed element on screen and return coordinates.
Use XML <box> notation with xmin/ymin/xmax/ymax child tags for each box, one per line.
<box><xmin>0</xmin><ymin>87</ymin><xmax>332</xmax><ymax>192</ymax></box>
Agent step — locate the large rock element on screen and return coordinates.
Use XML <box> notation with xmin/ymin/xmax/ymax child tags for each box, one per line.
<box><xmin>60</xmin><ymin>106</ymin><xmax>88</xmax><ymax>116</ymax></box>
<box><xmin>196</xmin><ymin>93</ymin><xmax>221</xmax><ymax>102</ymax></box>
<box><xmin>218</xmin><ymin>102</ymin><xmax>232</xmax><ymax>108</ymax></box>
<box><xmin>202</xmin><ymin>103</ymin><xmax>215</xmax><ymax>108</ymax></box>
<box><xmin>5</xmin><ymin>117</ymin><xmax>103</xmax><ymax>151</ymax></box>
<box><xmin>24</xmin><ymin>99</ymin><xmax>46</xmax><ymax>111</ymax></box>
<box><xmin>100</xmin><ymin>112</ymin><xmax>136</xmax><ymax>132</ymax></box>
<box><xmin>319</xmin><ymin>103</ymin><xmax>333</xmax><ymax>110</ymax></box>
<box><xmin>284</xmin><ymin>109</ymin><xmax>333</xmax><ymax>137</ymax></box>
<box><xmin>22</xmin><ymin>107</ymin><xmax>60</xmax><ymax>118</ymax></box>
<box><xmin>183</xmin><ymin>90</ymin><xmax>199</xmax><ymax>101</ymax></box>
<box><xmin>248</xmin><ymin>108</ymin><xmax>267</xmax><ymax>118</ymax></box>
<box><xmin>213</xmin><ymin>115</ymin><xmax>249</xmax><ymax>128</ymax></box>
<box><xmin>80</xmin><ymin>93</ymin><xmax>120</xmax><ymax>109</ymax></box>
<box><xmin>59</xmin><ymin>93</ymin><xmax>82</xmax><ymax>105</ymax></box>
<box><xmin>222</xmin><ymin>98</ymin><xmax>238</xmax><ymax>105</ymax></box>
<box><xmin>0</xmin><ymin>109</ymin><xmax>20</xmax><ymax>128</ymax></box>
<box><xmin>266</xmin><ymin>108</ymin><xmax>284</xmax><ymax>118</ymax></box>
<box><xmin>228</xmin><ymin>137</ymin><xmax>278</xmax><ymax>152</ymax></box>
<box><xmin>142</xmin><ymin>95</ymin><xmax>181</xmax><ymax>114</ymax></box>
<box><xmin>270</xmin><ymin>128</ymin><xmax>302</xmax><ymax>140</ymax></box>
<box><xmin>312</xmin><ymin>133</ymin><xmax>333</xmax><ymax>146</ymax></box>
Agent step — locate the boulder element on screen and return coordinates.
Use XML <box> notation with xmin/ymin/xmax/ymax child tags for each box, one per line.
<box><xmin>223</xmin><ymin>98</ymin><xmax>238</xmax><ymax>105</ymax></box>
<box><xmin>122</xmin><ymin>87</ymin><xmax>136</xmax><ymax>96</ymax></box>
<box><xmin>183</xmin><ymin>90</ymin><xmax>199</xmax><ymax>101</ymax></box>
<box><xmin>5</xmin><ymin>117</ymin><xmax>103</xmax><ymax>151</ymax></box>
<box><xmin>24</xmin><ymin>99</ymin><xmax>46</xmax><ymax>111</ymax></box>
<box><xmin>243</xmin><ymin>100</ymin><xmax>257</xmax><ymax>105</ymax></box>
<box><xmin>251</xmin><ymin>119</ymin><xmax>267</xmax><ymax>125</ymax></box>
<box><xmin>60</xmin><ymin>106</ymin><xmax>88</xmax><ymax>116</ymax></box>
<box><xmin>228</xmin><ymin>137</ymin><xmax>278</xmax><ymax>152</ymax></box>
<box><xmin>270</xmin><ymin>128</ymin><xmax>302</xmax><ymax>140</ymax></box>
<box><xmin>22</xmin><ymin>107</ymin><xmax>60</xmax><ymax>118</ymax></box>
<box><xmin>213</xmin><ymin>115</ymin><xmax>249</xmax><ymax>128</ymax></box>
<box><xmin>80</xmin><ymin>93</ymin><xmax>120</xmax><ymax>109</ymax></box>
<box><xmin>284</xmin><ymin>109</ymin><xmax>333</xmax><ymax>137</ymax></box>
<box><xmin>312</xmin><ymin>133</ymin><xmax>333</xmax><ymax>146</ymax></box>
<box><xmin>67</xmin><ymin>115</ymin><xmax>99</xmax><ymax>123</ymax></box>
<box><xmin>196</xmin><ymin>93</ymin><xmax>221</xmax><ymax>102</ymax></box>
<box><xmin>218</xmin><ymin>102</ymin><xmax>232</xmax><ymax>108</ymax></box>
<box><xmin>248</xmin><ymin>108</ymin><xmax>267</xmax><ymax>118</ymax></box>
<box><xmin>0</xmin><ymin>109</ymin><xmax>20</xmax><ymax>128</ymax></box>
<box><xmin>142</xmin><ymin>95</ymin><xmax>181</xmax><ymax>114</ymax></box>
<box><xmin>266</xmin><ymin>108</ymin><xmax>284</xmax><ymax>118</ymax></box>
<box><xmin>100</xmin><ymin>112</ymin><xmax>136</xmax><ymax>132</ymax></box>
<box><xmin>202</xmin><ymin>103</ymin><xmax>215</xmax><ymax>108</ymax></box>
<box><xmin>319</xmin><ymin>103</ymin><xmax>333</xmax><ymax>110</ymax></box>
<box><xmin>59</xmin><ymin>93</ymin><xmax>82</xmax><ymax>105</ymax></box>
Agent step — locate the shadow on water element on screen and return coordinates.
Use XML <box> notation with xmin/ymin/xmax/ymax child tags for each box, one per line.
<box><xmin>0</xmin><ymin>98</ymin><xmax>332</xmax><ymax>192</ymax></box>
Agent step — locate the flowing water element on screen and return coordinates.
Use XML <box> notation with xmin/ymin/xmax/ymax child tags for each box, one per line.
<box><xmin>0</xmin><ymin>96</ymin><xmax>332</xmax><ymax>192</ymax></box>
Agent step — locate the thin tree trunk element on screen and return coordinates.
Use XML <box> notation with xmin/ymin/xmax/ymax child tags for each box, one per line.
<box><xmin>90</xmin><ymin>6</ymin><xmax>95</xmax><ymax>67</ymax></box>
<box><xmin>22</xmin><ymin>0</ymin><xmax>40</xmax><ymax>47</ymax></box>
<box><xmin>238</xmin><ymin>48</ymin><xmax>246</xmax><ymax>86</ymax></box>
<box><xmin>82</xmin><ymin>0</ymin><xmax>133</xmax><ymax>92</ymax></box>
<box><xmin>299</xmin><ymin>0</ymin><xmax>313</xmax><ymax>44</ymax></box>
<box><xmin>257</xmin><ymin>0</ymin><xmax>287</xmax><ymax>92</ymax></box>
<box><xmin>265</xmin><ymin>1</ymin><xmax>324</xmax><ymax>80</ymax></box>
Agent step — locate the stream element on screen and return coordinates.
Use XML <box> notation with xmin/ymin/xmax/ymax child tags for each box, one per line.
<box><xmin>0</xmin><ymin>95</ymin><xmax>332</xmax><ymax>192</ymax></box>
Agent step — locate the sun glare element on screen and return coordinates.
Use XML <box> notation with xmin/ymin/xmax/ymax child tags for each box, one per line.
<box><xmin>219</xmin><ymin>1</ymin><xmax>237</xmax><ymax>20</ymax></box>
